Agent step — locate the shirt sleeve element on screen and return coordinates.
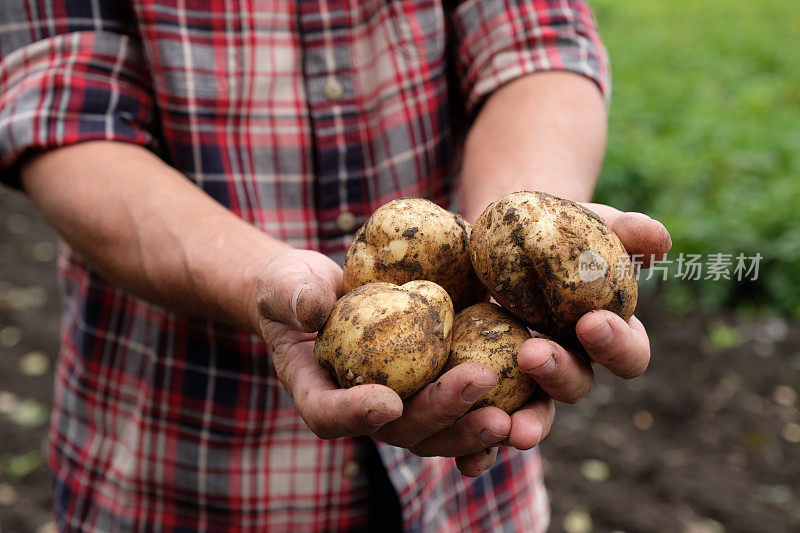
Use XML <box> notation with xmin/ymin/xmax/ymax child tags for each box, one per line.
<box><xmin>448</xmin><ymin>0</ymin><xmax>610</xmax><ymax>114</ymax></box>
<box><xmin>0</xmin><ymin>0</ymin><xmax>156</xmax><ymax>188</ymax></box>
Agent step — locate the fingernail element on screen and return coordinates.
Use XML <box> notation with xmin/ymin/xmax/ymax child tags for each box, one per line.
<box><xmin>527</xmin><ymin>356</ymin><xmax>556</xmax><ymax>378</ymax></box>
<box><xmin>581</xmin><ymin>320</ymin><xmax>613</xmax><ymax>346</ymax></box>
<box><xmin>480</xmin><ymin>430</ymin><xmax>508</xmax><ymax>446</ymax></box>
<box><xmin>290</xmin><ymin>283</ymin><xmax>307</xmax><ymax>329</ymax></box>
<box><xmin>461</xmin><ymin>382</ymin><xmax>495</xmax><ymax>403</ymax></box>
<box><xmin>479</xmin><ymin>447</ymin><xmax>499</xmax><ymax>474</ymax></box>
<box><xmin>366</xmin><ymin>410</ymin><xmax>398</xmax><ymax>425</ymax></box>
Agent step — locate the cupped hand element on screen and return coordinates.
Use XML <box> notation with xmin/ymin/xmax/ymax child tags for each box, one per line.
<box><xmin>515</xmin><ymin>204</ymin><xmax>671</xmax><ymax>405</ymax></box>
<box><xmin>256</xmin><ymin>249</ymin><xmax>553</xmax><ymax>476</ymax></box>
<box><xmin>257</xmin><ymin>206</ymin><xmax>670</xmax><ymax>478</ymax></box>
<box><xmin>256</xmin><ymin>249</ymin><xmax>403</xmax><ymax>438</ymax></box>
<box><xmin>449</xmin><ymin>205</ymin><xmax>673</xmax><ymax>476</ymax></box>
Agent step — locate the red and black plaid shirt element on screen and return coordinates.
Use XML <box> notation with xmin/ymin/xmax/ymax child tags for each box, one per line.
<box><xmin>0</xmin><ymin>0</ymin><xmax>608</xmax><ymax>530</ymax></box>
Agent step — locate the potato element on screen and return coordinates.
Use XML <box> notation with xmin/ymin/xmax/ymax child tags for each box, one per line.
<box><xmin>470</xmin><ymin>191</ymin><xmax>637</xmax><ymax>337</ymax></box>
<box><xmin>314</xmin><ymin>280</ymin><xmax>454</xmax><ymax>399</ymax></box>
<box><xmin>343</xmin><ymin>198</ymin><xmax>485</xmax><ymax>311</ymax></box>
<box><xmin>444</xmin><ymin>302</ymin><xmax>536</xmax><ymax>414</ymax></box>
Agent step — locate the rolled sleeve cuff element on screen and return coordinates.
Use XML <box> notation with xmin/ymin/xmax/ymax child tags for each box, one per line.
<box><xmin>0</xmin><ymin>31</ymin><xmax>155</xmax><ymax>188</ymax></box>
<box><xmin>452</xmin><ymin>0</ymin><xmax>610</xmax><ymax>114</ymax></box>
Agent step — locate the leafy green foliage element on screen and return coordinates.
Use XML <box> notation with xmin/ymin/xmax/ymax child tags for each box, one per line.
<box><xmin>591</xmin><ymin>0</ymin><xmax>800</xmax><ymax>316</ymax></box>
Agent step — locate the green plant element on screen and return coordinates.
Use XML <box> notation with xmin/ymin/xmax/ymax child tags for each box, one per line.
<box><xmin>592</xmin><ymin>0</ymin><xmax>800</xmax><ymax>316</ymax></box>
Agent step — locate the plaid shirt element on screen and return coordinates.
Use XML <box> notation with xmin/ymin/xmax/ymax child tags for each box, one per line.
<box><xmin>0</xmin><ymin>0</ymin><xmax>608</xmax><ymax>531</ymax></box>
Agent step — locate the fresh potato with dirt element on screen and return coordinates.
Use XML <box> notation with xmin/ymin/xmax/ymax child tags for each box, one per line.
<box><xmin>444</xmin><ymin>302</ymin><xmax>536</xmax><ymax>414</ymax></box>
<box><xmin>314</xmin><ymin>280</ymin><xmax>454</xmax><ymax>399</ymax></box>
<box><xmin>470</xmin><ymin>191</ymin><xmax>637</xmax><ymax>337</ymax></box>
<box><xmin>343</xmin><ymin>198</ymin><xmax>485</xmax><ymax>311</ymax></box>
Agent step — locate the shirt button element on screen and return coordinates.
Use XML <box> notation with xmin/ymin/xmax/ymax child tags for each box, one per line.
<box><xmin>336</xmin><ymin>211</ymin><xmax>357</xmax><ymax>233</ymax></box>
<box><xmin>344</xmin><ymin>460</ymin><xmax>360</xmax><ymax>478</ymax></box>
<box><xmin>324</xmin><ymin>78</ymin><xmax>344</xmax><ymax>101</ymax></box>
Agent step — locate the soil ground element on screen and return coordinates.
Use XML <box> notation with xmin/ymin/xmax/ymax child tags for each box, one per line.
<box><xmin>1</xmin><ymin>187</ymin><xmax>798</xmax><ymax>532</ymax></box>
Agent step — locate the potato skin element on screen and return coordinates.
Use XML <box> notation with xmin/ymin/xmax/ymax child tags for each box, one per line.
<box><xmin>343</xmin><ymin>198</ymin><xmax>485</xmax><ymax>311</ymax></box>
<box><xmin>444</xmin><ymin>302</ymin><xmax>535</xmax><ymax>414</ymax></box>
<box><xmin>314</xmin><ymin>280</ymin><xmax>454</xmax><ymax>399</ymax></box>
<box><xmin>470</xmin><ymin>191</ymin><xmax>638</xmax><ymax>337</ymax></box>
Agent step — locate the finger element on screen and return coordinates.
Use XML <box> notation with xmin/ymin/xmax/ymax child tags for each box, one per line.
<box><xmin>374</xmin><ymin>362</ymin><xmax>498</xmax><ymax>449</ymax></box>
<box><xmin>263</xmin><ymin>324</ymin><xmax>403</xmax><ymax>438</ymax></box>
<box><xmin>517</xmin><ymin>338</ymin><xmax>595</xmax><ymax>404</ymax></box>
<box><xmin>610</xmin><ymin>212</ymin><xmax>672</xmax><ymax>267</ymax></box>
<box><xmin>576</xmin><ymin>310</ymin><xmax>650</xmax><ymax>379</ymax></box>
<box><xmin>408</xmin><ymin>406</ymin><xmax>510</xmax><ymax>457</ymax></box>
<box><xmin>506</xmin><ymin>394</ymin><xmax>555</xmax><ymax>450</ymax></box>
<box><xmin>257</xmin><ymin>253</ymin><xmax>343</xmax><ymax>332</ymax></box>
<box><xmin>456</xmin><ymin>447</ymin><xmax>498</xmax><ymax>477</ymax></box>
<box><xmin>298</xmin><ymin>383</ymin><xmax>403</xmax><ymax>439</ymax></box>
<box><xmin>582</xmin><ymin>204</ymin><xmax>672</xmax><ymax>267</ymax></box>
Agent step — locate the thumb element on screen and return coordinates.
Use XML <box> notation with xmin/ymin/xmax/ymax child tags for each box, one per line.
<box><xmin>257</xmin><ymin>253</ymin><xmax>342</xmax><ymax>332</ymax></box>
<box><xmin>581</xmin><ymin>203</ymin><xmax>672</xmax><ymax>267</ymax></box>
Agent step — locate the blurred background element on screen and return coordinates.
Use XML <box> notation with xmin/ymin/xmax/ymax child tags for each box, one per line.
<box><xmin>1</xmin><ymin>0</ymin><xmax>799</xmax><ymax>531</ymax></box>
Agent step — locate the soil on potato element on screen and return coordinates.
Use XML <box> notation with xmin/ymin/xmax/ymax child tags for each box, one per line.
<box><xmin>1</xmin><ymin>187</ymin><xmax>798</xmax><ymax>532</ymax></box>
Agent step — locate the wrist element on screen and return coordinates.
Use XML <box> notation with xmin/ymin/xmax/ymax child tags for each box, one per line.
<box><xmin>215</xmin><ymin>237</ymin><xmax>292</xmax><ymax>336</ymax></box>
<box><xmin>458</xmin><ymin>71</ymin><xmax>606</xmax><ymax>222</ymax></box>
<box><xmin>458</xmin><ymin>171</ymin><xmax>595</xmax><ymax>223</ymax></box>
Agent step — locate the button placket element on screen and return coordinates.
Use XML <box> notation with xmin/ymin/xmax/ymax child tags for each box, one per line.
<box><xmin>298</xmin><ymin>0</ymin><xmax>369</xmax><ymax>246</ymax></box>
<box><xmin>324</xmin><ymin>78</ymin><xmax>344</xmax><ymax>101</ymax></box>
<box><xmin>336</xmin><ymin>211</ymin><xmax>357</xmax><ymax>233</ymax></box>
<box><xmin>344</xmin><ymin>460</ymin><xmax>360</xmax><ymax>478</ymax></box>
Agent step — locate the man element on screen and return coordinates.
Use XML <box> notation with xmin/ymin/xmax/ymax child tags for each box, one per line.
<box><xmin>0</xmin><ymin>0</ymin><xmax>671</xmax><ymax>530</ymax></box>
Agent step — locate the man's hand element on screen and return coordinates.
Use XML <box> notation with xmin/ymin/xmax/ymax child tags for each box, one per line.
<box><xmin>256</xmin><ymin>249</ymin><xmax>403</xmax><ymax>436</ymax></box>
<box><xmin>257</xmin><ymin>204</ymin><xmax>670</xmax><ymax>477</ymax></box>
<box><xmin>256</xmin><ymin>249</ymin><xmax>556</xmax><ymax>476</ymax></box>
<box><xmin>447</xmin><ymin>205</ymin><xmax>671</xmax><ymax>475</ymax></box>
<box><xmin>452</xmin><ymin>72</ymin><xmax>674</xmax><ymax>474</ymax></box>
<box><xmin>514</xmin><ymin>205</ymin><xmax>671</xmax><ymax>412</ymax></box>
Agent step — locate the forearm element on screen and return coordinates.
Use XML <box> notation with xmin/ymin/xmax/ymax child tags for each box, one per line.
<box><xmin>21</xmin><ymin>141</ymin><xmax>291</xmax><ymax>334</ymax></box>
<box><xmin>459</xmin><ymin>71</ymin><xmax>607</xmax><ymax>222</ymax></box>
